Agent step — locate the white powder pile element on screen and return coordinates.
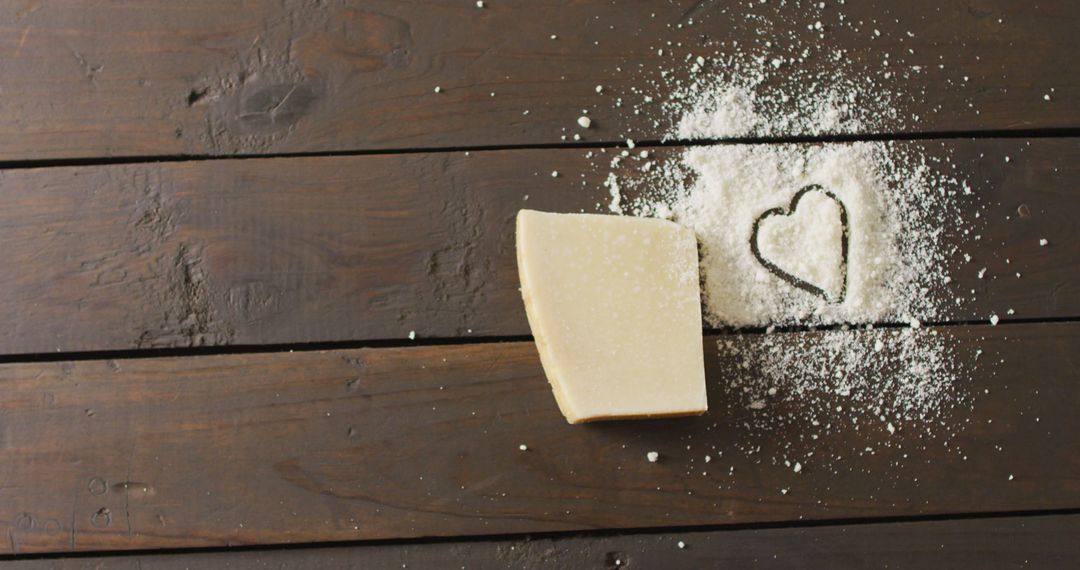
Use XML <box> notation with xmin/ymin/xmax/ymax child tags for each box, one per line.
<box><xmin>755</xmin><ymin>188</ymin><xmax>847</xmax><ymax>304</ymax></box>
<box><xmin>675</xmin><ymin>86</ymin><xmax>759</xmax><ymax>140</ymax></box>
<box><xmin>668</xmin><ymin>72</ymin><xmax>885</xmax><ymax>140</ymax></box>
<box><xmin>628</xmin><ymin>2</ymin><xmax>943</xmax><ymax>141</ymax></box>
<box><xmin>602</xmin><ymin>140</ymin><xmax>974</xmax><ymax>329</ymax></box>
<box><xmin>593</xmin><ymin>140</ymin><xmax>980</xmax><ymax>450</ymax></box>
<box><xmin>670</xmin><ymin>142</ymin><xmax>962</xmax><ymax>327</ymax></box>
<box><xmin>720</xmin><ymin>327</ymin><xmax>968</xmax><ymax>426</ymax></box>
<box><xmin>585</xmin><ymin>1</ymin><xmax>988</xmax><ymax>447</ymax></box>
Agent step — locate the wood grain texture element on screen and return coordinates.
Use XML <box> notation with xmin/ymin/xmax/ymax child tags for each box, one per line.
<box><xmin>6</xmin><ymin>514</ymin><xmax>1078</xmax><ymax>569</ymax></box>
<box><xmin>0</xmin><ymin>0</ymin><xmax>1076</xmax><ymax>161</ymax></box>
<box><xmin>0</xmin><ymin>321</ymin><xmax>1076</xmax><ymax>554</ymax></box>
<box><xmin>0</xmin><ymin>138</ymin><xmax>1075</xmax><ymax>355</ymax></box>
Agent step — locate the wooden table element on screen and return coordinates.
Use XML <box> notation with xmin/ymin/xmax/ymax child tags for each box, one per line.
<box><xmin>0</xmin><ymin>1</ymin><xmax>1077</xmax><ymax>567</ymax></box>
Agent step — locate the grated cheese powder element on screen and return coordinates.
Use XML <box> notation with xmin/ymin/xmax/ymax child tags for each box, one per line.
<box><xmin>585</xmin><ymin>2</ymin><xmax>989</xmax><ymax>442</ymax></box>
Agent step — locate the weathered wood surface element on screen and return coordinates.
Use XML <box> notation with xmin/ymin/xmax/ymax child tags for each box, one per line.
<box><xmin>0</xmin><ymin>138</ymin><xmax>1075</xmax><ymax>355</ymax></box>
<box><xmin>0</xmin><ymin>321</ymin><xmax>1075</xmax><ymax>554</ymax></box>
<box><xmin>6</xmin><ymin>514</ymin><xmax>1077</xmax><ymax>569</ymax></box>
<box><xmin>0</xmin><ymin>0</ymin><xmax>1075</xmax><ymax>565</ymax></box>
<box><xmin>0</xmin><ymin>0</ymin><xmax>1076</xmax><ymax>161</ymax></box>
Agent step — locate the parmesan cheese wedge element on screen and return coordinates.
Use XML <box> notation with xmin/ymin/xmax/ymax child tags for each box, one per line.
<box><xmin>516</xmin><ymin>209</ymin><xmax>707</xmax><ymax>423</ymax></box>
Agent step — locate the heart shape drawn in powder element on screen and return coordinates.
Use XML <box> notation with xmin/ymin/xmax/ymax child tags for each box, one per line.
<box><xmin>750</xmin><ymin>184</ymin><xmax>849</xmax><ymax>303</ymax></box>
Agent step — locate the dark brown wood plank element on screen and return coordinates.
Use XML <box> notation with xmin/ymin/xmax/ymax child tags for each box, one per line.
<box><xmin>0</xmin><ymin>321</ymin><xmax>1076</xmax><ymax>554</ymax></box>
<box><xmin>0</xmin><ymin>0</ymin><xmax>1076</xmax><ymax>161</ymax></box>
<box><xmin>6</xmin><ymin>514</ymin><xmax>1078</xmax><ymax>569</ymax></box>
<box><xmin>0</xmin><ymin>138</ymin><xmax>1075</xmax><ymax>355</ymax></box>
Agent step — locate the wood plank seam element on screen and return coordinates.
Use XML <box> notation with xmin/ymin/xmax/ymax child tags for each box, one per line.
<box><xmin>0</xmin><ymin>128</ymin><xmax>1076</xmax><ymax>173</ymax></box>
<box><xmin>0</xmin><ymin>315</ymin><xmax>1075</xmax><ymax>366</ymax></box>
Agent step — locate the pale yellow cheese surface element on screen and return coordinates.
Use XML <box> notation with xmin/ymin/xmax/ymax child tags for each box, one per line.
<box><xmin>516</xmin><ymin>209</ymin><xmax>707</xmax><ymax>423</ymax></box>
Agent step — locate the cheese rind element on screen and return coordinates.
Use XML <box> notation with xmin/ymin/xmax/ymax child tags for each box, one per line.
<box><xmin>516</xmin><ymin>209</ymin><xmax>707</xmax><ymax>423</ymax></box>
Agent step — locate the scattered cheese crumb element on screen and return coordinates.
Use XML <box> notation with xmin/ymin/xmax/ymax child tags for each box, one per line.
<box><xmin>408</xmin><ymin>330</ymin><xmax>416</xmax><ymax>340</ymax></box>
<box><xmin>1008</xmin><ymin>474</ymin><xmax>1014</xmax><ymax>481</ymax></box>
<box><xmin>518</xmin><ymin>444</ymin><xmax>528</xmax><ymax>451</ymax></box>
<box><xmin>646</xmin><ymin>451</ymin><xmax>660</xmax><ymax>463</ymax></box>
<box><xmin>626</xmin><ymin>139</ymin><xmax>636</xmax><ymax>148</ymax></box>
<box><xmin>577</xmin><ymin>116</ymin><xmax>592</xmax><ymax>128</ymax></box>
<box><xmin>677</xmin><ymin>540</ymin><xmax>686</xmax><ymax>549</ymax></box>
<box><xmin>989</xmin><ymin>314</ymin><xmax>1000</xmax><ymax>325</ymax></box>
<box><xmin>749</xmin><ymin>400</ymin><xmax>766</xmax><ymax>410</ymax></box>
<box><xmin>793</xmin><ymin>462</ymin><xmax>802</xmax><ymax>473</ymax></box>
<box><xmin>476</xmin><ymin>0</ymin><xmax>484</xmax><ymax>7</ymax></box>
<box><xmin>551</xmin><ymin>171</ymin><xmax>559</xmax><ymax>178</ymax></box>
<box><xmin>595</xmin><ymin>85</ymin><xmax>604</xmax><ymax>93</ymax></box>
<box><xmin>1039</xmin><ymin>238</ymin><xmax>1049</xmax><ymax>246</ymax></box>
<box><xmin>433</xmin><ymin>86</ymin><xmax>442</xmax><ymax>93</ymax></box>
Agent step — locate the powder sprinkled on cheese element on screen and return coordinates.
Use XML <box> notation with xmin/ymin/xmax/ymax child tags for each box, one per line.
<box><xmin>516</xmin><ymin>210</ymin><xmax>707</xmax><ymax>424</ymax></box>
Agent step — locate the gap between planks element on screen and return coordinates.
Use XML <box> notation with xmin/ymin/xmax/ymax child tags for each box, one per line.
<box><xmin>1</xmin><ymin>508</ymin><xmax>1078</xmax><ymax>563</ymax></box>
<box><xmin>0</xmin><ymin>127</ymin><xmax>1077</xmax><ymax>172</ymax></box>
<box><xmin>0</xmin><ymin>316</ymin><xmax>1073</xmax><ymax>366</ymax></box>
